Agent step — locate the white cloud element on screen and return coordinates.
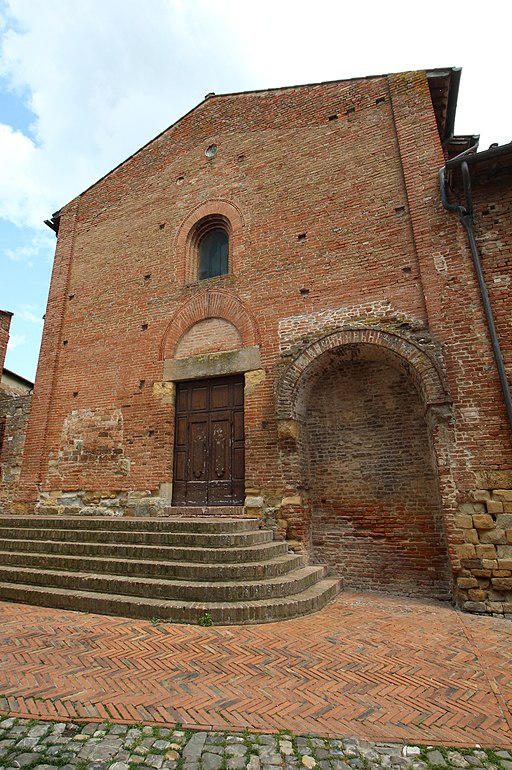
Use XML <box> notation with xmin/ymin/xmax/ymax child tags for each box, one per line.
<box><xmin>7</xmin><ymin>332</ymin><xmax>25</xmax><ymax>350</ymax></box>
<box><xmin>0</xmin><ymin>0</ymin><xmax>249</xmax><ymax>229</ymax></box>
<box><xmin>5</xmin><ymin>227</ymin><xmax>54</xmax><ymax>263</ymax></box>
<box><xmin>0</xmin><ymin>0</ymin><xmax>510</xmax><ymax>239</ymax></box>
<box><xmin>16</xmin><ymin>303</ymin><xmax>43</xmax><ymax>326</ymax></box>
<box><xmin>0</xmin><ymin>122</ymin><xmax>53</xmax><ymax>227</ymax></box>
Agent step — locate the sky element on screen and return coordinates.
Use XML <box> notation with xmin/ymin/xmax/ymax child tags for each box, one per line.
<box><xmin>1</xmin><ymin>0</ymin><xmax>511</xmax><ymax>381</ymax></box>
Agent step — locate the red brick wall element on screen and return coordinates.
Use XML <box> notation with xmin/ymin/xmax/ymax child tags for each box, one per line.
<box><xmin>175</xmin><ymin>318</ymin><xmax>242</xmax><ymax>358</ymax></box>
<box><xmin>20</xmin><ymin>74</ymin><xmax>431</xmax><ymax>498</ymax></box>
<box><xmin>304</xmin><ymin>356</ymin><xmax>449</xmax><ymax>598</ymax></box>
<box><xmin>446</xmin><ymin>160</ymin><xmax>512</xmax><ymax>613</ymax></box>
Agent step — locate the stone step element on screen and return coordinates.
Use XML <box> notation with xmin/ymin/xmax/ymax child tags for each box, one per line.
<box><xmin>0</xmin><ymin>515</ymin><xmax>256</xmax><ymax>533</ymax></box>
<box><xmin>0</xmin><ymin>549</ymin><xmax>304</xmax><ymax>581</ymax></box>
<box><xmin>0</xmin><ymin>565</ymin><xmax>325</xmax><ymax>602</ymax></box>
<box><xmin>0</xmin><ymin>578</ymin><xmax>342</xmax><ymax>625</ymax></box>
<box><xmin>0</xmin><ymin>526</ymin><xmax>272</xmax><ymax>547</ymax></box>
<box><xmin>0</xmin><ymin>537</ymin><xmax>289</xmax><ymax>563</ymax></box>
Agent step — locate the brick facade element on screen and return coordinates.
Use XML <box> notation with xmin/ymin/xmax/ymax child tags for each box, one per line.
<box><xmin>12</xmin><ymin>70</ymin><xmax>512</xmax><ymax>613</ymax></box>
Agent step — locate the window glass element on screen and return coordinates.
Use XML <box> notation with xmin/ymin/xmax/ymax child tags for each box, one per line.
<box><xmin>198</xmin><ymin>228</ymin><xmax>228</xmax><ymax>279</ymax></box>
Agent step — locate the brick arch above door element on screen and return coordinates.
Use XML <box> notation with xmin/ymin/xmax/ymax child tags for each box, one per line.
<box><xmin>159</xmin><ymin>289</ymin><xmax>260</xmax><ymax>361</ymax></box>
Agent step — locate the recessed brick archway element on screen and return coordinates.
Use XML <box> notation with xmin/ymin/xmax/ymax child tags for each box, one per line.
<box><xmin>277</xmin><ymin>328</ymin><xmax>452</xmax><ymax>600</ymax></box>
<box><xmin>277</xmin><ymin>328</ymin><xmax>450</xmax><ymax>420</ymax></box>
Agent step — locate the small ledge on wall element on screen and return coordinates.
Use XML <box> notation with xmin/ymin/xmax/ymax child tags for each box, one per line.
<box><xmin>163</xmin><ymin>346</ymin><xmax>261</xmax><ymax>382</ymax></box>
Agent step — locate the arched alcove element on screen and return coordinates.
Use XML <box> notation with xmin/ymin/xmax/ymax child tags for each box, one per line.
<box><xmin>277</xmin><ymin>329</ymin><xmax>452</xmax><ymax>599</ymax></box>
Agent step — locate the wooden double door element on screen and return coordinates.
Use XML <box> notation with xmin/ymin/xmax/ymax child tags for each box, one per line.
<box><xmin>172</xmin><ymin>376</ymin><xmax>244</xmax><ymax>506</ymax></box>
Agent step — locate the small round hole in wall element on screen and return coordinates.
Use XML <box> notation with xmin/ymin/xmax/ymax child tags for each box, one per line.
<box><xmin>205</xmin><ymin>144</ymin><xmax>218</xmax><ymax>158</ymax></box>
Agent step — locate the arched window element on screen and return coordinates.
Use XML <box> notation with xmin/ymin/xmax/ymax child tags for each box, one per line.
<box><xmin>198</xmin><ymin>227</ymin><xmax>228</xmax><ymax>280</ymax></box>
<box><xmin>186</xmin><ymin>214</ymin><xmax>231</xmax><ymax>282</ymax></box>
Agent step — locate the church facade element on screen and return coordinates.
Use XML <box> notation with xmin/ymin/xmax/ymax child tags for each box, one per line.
<box><xmin>10</xmin><ymin>68</ymin><xmax>512</xmax><ymax>615</ymax></box>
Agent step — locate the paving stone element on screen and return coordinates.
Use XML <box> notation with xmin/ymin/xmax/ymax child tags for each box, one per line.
<box><xmin>496</xmin><ymin>753</ymin><xmax>512</xmax><ymax>760</ymax></box>
<box><xmin>153</xmin><ymin>740</ymin><xmax>171</xmax><ymax>751</ymax></box>
<box><xmin>47</xmin><ymin>746</ymin><xmax>66</xmax><ymax>756</ymax></box>
<box><xmin>302</xmin><ymin>757</ymin><xmax>317</xmax><ymax>769</ymax></box>
<box><xmin>204</xmin><ymin>745</ymin><xmax>224</xmax><ymax>755</ymax></box>
<box><xmin>182</xmin><ymin>762</ymin><xmax>199</xmax><ymax>770</ymax></box>
<box><xmin>226</xmin><ymin>743</ymin><xmax>247</xmax><ymax>756</ymax></box>
<box><xmin>226</xmin><ymin>758</ymin><xmax>247</xmax><ymax>770</ymax></box>
<box><xmin>145</xmin><ymin>753</ymin><xmax>165</xmax><ymax>768</ymax></box>
<box><xmin>110</xmin><ymin>763</ymin><xmax>130</xmax><ymax>770</ymax></box>
<box><xmin>427</xmin><ymin>750</ymin><xmax>446</xmax><ymax>766</ymax></box>
<box><xmin>125</xmin><ymin>728</ymin><xmax>143</xmax><ymax>743</ymax></box>
<box><xmin>447</xmin><ymin>751</ymin><xmax>470</xmax><ymax>768</ymax></box>
<box><xmin>81</xmin><ymin>723</ymin><xmax>99</xmax><ymax>736</ymax></box>
<box><xmin>13</xmin><ymin>752</ymin><xmax>42</xmax><ymax>767</ymax></box>
<box><xmin>206</xmin><ymin>736</ymin><xmax>225</xmax><ymax>746</ymax></box>
<box><xmin>202</xmin><ymin>752</ymin><xmax>223</xmax><ymax>770</ymax></box>
<box><xmin>15</xmin><ymin>737</ymin><xmax>40</xmax><ymax>750</ymax></box>
<box><xmin>247</xmin><ymin>756</ymin><xmax>261</xmax><ymax>770</ymax></box>
<box><xmin>182</xmin><ymin>732</ymin><xmax>207</xmax><ymax>760</ymax></box>
<box><xmin>112</xmin><ymin>750</ymin><xmax>131</xmax><ymax>761</ymax></box>
<box><xmin>1</xmin><ymin>719</ymin><xmax>16</xmax><ymax>729</ymax></box>
<box><xmin>258</xmin><ymin>746</ymin><xmax>282</xmax><ymax>764</ymax></box>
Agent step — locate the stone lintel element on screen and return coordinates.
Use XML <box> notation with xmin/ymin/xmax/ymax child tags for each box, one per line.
<box><xmin>163</xmin><ymin>346</ymin><xmax>261</xmax><ymax>382</ymax></box>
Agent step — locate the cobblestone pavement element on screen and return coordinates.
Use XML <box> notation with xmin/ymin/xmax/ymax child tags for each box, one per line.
<box><xmin>1</xmin><ymin>717</ymin><xmax>512</xmax><ymax>770</ymax></box>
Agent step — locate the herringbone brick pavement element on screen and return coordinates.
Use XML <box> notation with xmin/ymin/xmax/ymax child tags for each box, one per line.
<box><xmin>0</xmin><ymin>591</ymin><xmax>511</xmax><ymax>747</ymax></box>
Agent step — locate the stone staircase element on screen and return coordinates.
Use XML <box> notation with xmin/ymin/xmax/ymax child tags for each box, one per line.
<box><xmin>0</xmin><ymin>513</ymin><xmax>341</xmax><ymax>624</ymax></box>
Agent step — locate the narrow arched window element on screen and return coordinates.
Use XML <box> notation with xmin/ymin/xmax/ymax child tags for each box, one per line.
<box><xmin>198</xmin><ymin>228</ymin><xmax>229</xmax><ymax>280</ymax></box>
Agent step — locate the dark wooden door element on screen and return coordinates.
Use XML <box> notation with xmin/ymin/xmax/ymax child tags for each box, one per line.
<box><xmin>172</xmin><ymin>376</ymin><xmax>244</xmax><ymax>506</ymax></box>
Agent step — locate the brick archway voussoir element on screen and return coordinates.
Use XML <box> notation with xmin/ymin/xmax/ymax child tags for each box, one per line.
<box><xmin>277</xmin><ymin>328</ymin><xmax>449</xmax><ymax>419</ymax></box>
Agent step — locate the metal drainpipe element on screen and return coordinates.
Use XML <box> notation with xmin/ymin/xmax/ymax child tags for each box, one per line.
<box><xmin>439</xmin><ymin>160</ymin><xmax>512</xmax><ymax>435</ymax></box>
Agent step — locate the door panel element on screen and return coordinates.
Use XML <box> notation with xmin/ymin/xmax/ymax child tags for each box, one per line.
<box><xmin>172</xmin><ymin>376</ymin><xmax>245</xmax><ymax>506</ymax></box>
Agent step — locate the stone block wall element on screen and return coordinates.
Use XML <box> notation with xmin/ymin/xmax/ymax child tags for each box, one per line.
<box><xmin>0</xmin><ymin>390</ymin><xmax>32</xmax><ymax>512</ymax></box>
<box><xmin>0</xmin><ymin>310</ymin><xmax>12</xmax><ymax>374</ymax></box>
